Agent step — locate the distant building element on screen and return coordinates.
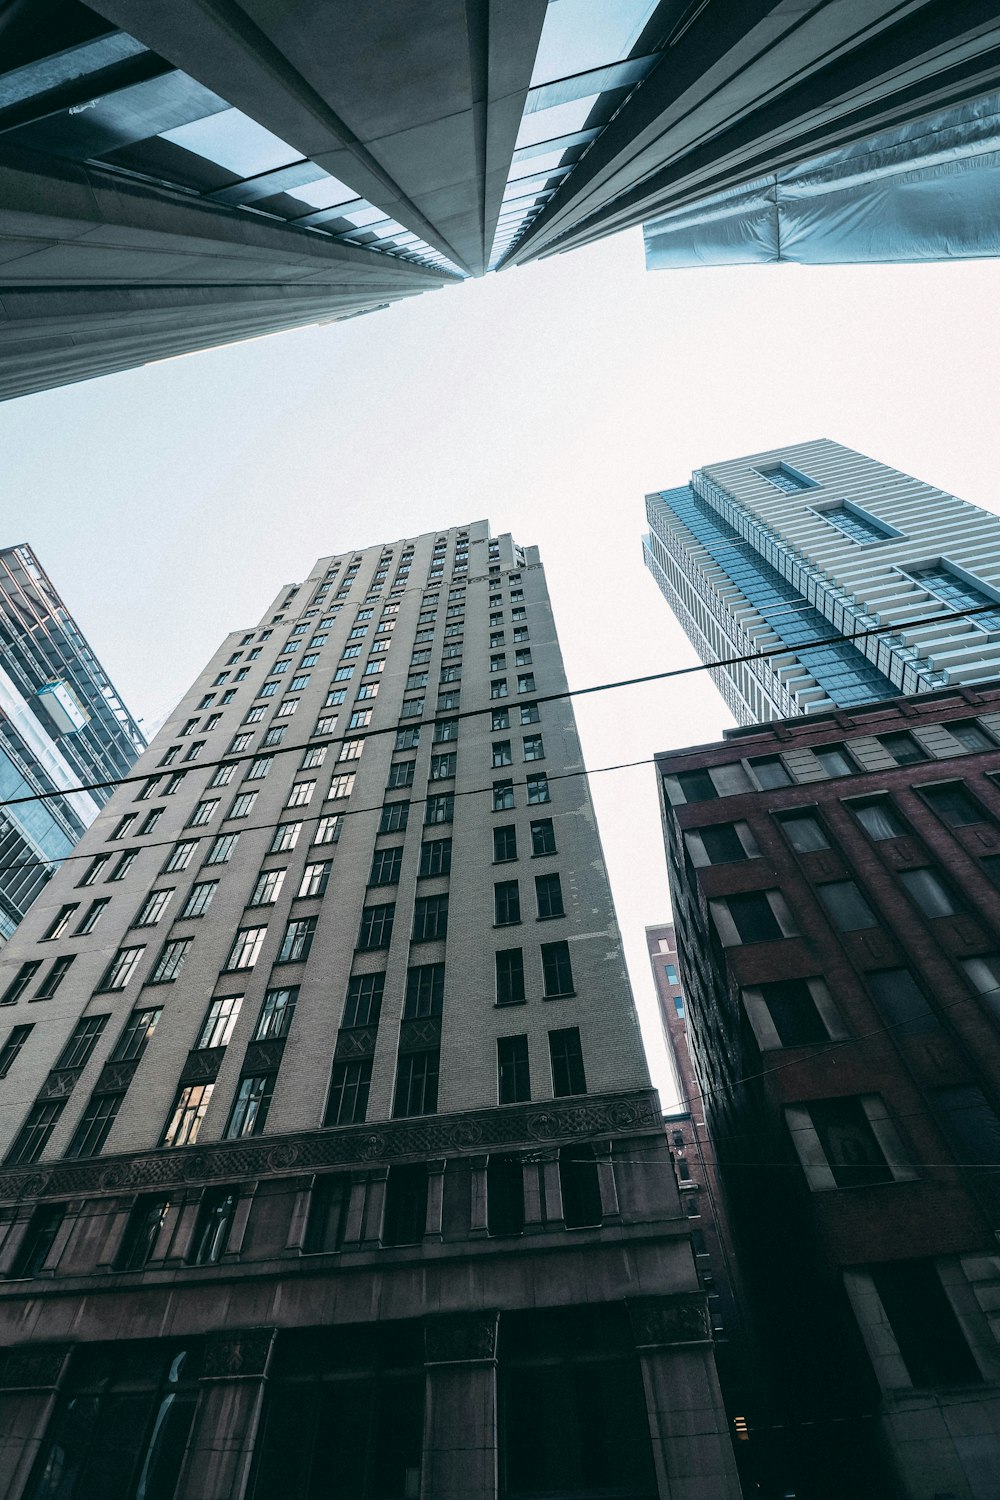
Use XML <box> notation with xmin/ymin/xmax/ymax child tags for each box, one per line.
<box><xmin>0</xmin><ymin>544</ymin><xmax>143</xmax><ymax>940</ymax></box>
<box><xmin>644</xmin><ymin>439</ymin><xmax>1000</xmax><ymax>725</ymax></box>
<box><xmin>0</xmin><ymin>523</ymin><xmax>739</xmax><ymax>1500</ymax></box>
<box><xmin>657</xmin><ymin>683</ymin><xmax>1000</xmax><ymax>1498</ymax></box>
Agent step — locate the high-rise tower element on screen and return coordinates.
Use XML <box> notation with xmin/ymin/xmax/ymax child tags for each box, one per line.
<box><xmin>0</xmin><ymin>524</ymin><xmax>739</xmax><ymax>1500</ymax></box>
<box><xmin>644</xmin><ymin>440</ymin><xmax>1000</xmax><ymax>726</ymax></box>
<box><xmin>0</xmin><ymin>544</ymin><xmax>144</xmax><ymax>942</ymax></box>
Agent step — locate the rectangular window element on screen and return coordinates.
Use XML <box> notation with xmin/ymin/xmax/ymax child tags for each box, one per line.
<box><xmin>404</xmin><ymin>962</ymin><xmax>445</xmax><ymax>1019</ymax></box>
<box><xmin>246</xmin><ymin>755</ymin><xmax>274</xmax><ymax>779</ymax></box>
<box><xmin>748</xmin><ymin>977</ymin><xmax>833</xmax><ymax>1046</ymax></box>
<box><xmin>519</xmin><ymin>702</ymin><xmax>540</xmax><ymax>725</ymax></box>
<box><xmin>542</xmin><ymin>940</ymin><xmax>574</xmax><ymax>997</ymax></box>
<box><xmin>206</xmin><ymin>833</ymin><xmax>240</xmax><ymax>864</ymax></box>
<box><xmin>197</xmin><ymin>994</ymin><xmax>243</xmax><ymax>1050</ymax></box>
<box><xmin>225</xmin><ymin>1074</ymin><xmax>275</xmax><ymax>1139</ymax></box>
<box><xmin>498</xmin><ymin>1035</ymin><xmax>530</xmax><ymax>1104</ymax></box>
<box><xmin>65</xmin><ymin>1091</ymin><xmax>125</xmax><ymax>1159</ymax></box>
<box><xmin>1</xmin><ymin>960</ymin><xmax>40</xmax><ymax>1005</ymax></box>
<box><xmin>866</xmin><ymin>969</ymin><xmax>940</xmax><ymax>1034</ymax></box>
<box><xmin>339</xmin><ymin>738</ymin><xmax>365</xmax><ymax>762</ymax></box>
<box><xmin>229</xmin><ymin>791</ymin><xmax>258</xmax><ymax>818</ymax></box>
<box><xmin>138</xmin><ymin>809</ymin><xmax>163</xmax><ymax>835</ymax></box>
<box><xmin>328</xmin><ymin>772</ymin><xmax>357</xmax><ymax>800</ymax></box>
<box><xmin>492</xmin><ymin>708</ymin><xmax>510</xmax><ymax>730</ymax></box>
<box><xmin>348</xmin><ymin>711</ymin><xmax>371</xmax><ymax>731</ymax></box>
<box><xmin>549</xmin><ymin>1027</ymin><xmax>586</xmax><ymax>1096</ymax></box>
<box><xmin>225</xmin><ymin>927</ymin><xmax>267</xmax><ymax>970</ymax></box>
<box><xmin>75</xmin><ymin>898</ymin><xmax>109</xmax><ymax>935</ymax></box>
<box><xmin>369</xmin><ymin>846</ymin><xmax>403</xmax><ymax>885</ymax></box>
<box><xmin>286</xmin><ymin>781</ymin><xmax>315</xmax><ymax>808</ymax></box>
<box><xmin>493</xmin><ymin>740</ymin><xmax>513</xmax><ymax>767</ymax></box>
<box><xmin>343</xmin><ymin>973</ymin><xmax>385</xmax><ymax>1029</ymax></box>
<box><xmin>749</xmin><ymin>756</ymin><xmax>791</xmax><ymax>790</ymax></box>
<box><xmin>111</xmin><ymin>813</ymin><xmax>136</xmax><ymax>839</ymax></box>
<box><xmin>277</xmin><ymin>915</ymin><xmax>317</xmax><ymax>963</ymax></box>
<box><xmin>379</xmin><ymin>801</ymin><xmax>409</xmax><ymax>834</ymax></box>
<box><xmin>34</xmin><ymin>954</ymin><xmax>76</xmax><ymax>1000</ymax></box>
<box><xmin>5</xmin><ymin>1101</ymin><xmax>65</xmax><ymax>1165</ymax></box>
<box><xmin>314</xmin><ymin>814</ymin><xmax>341</xmax><ymax>845</ymax></box>
<box><xmin>491</xmin><ymin>680</ymin><xmax>509</xmax><ymax>700</ymax></box>
<box><xmin>898</xmin><ymin>867</ymin><xmax>958</xmax><ymax>918</ymax></box>
<box><xmin>396</xmin><ymin>727</ymin><xmax>420</xmax><ymax>750</ymax></box>
<box><xmin>255</xmin><ymin>986</ymin><xmax>298</xmax><ymax>1040</ymax></box>
<box><xmin>817</xmin><ymin>881</ymin><xmax>880</xmax><ymax>931</ymax></box>
<box><xmin>99</xmin><ymin>946</ymin><xmax>145</xmax><ymax>991</ymax></box>
<box><xmin>110</xmin><ymin>1007</ymin><xmax>161</xmax><ymax>1063</ymax></box>
<box><xmin>798</xmin><ymin>1097</ymin><xmax>896</xmax><ymax>1188</ymax></box>
<box><xmin>0</xmin><ymin>1023</ymin><xmax>33</xmax><ymax>1078</ymax></box>
<box><xmin>276</xmin><ymin>699</ymin><xmax>298</xmax><ymax>718</ymax></box>
<box><xmin>162</xmin><ymin>1084</ymin><xmax>214</xmax><ymax>1148</ymax></box>
<box><xmin>693</xmin><ymin>823</ymin><xmax>753</xmax><ymax>863</ymax></box>
<box><xmin>270</xmin><ymin>824</ymin><xmax>301</xmax><ymax>856</ymax></box>
<box><xmin>434</xmin><ymin>718</ymin><xmax>458</xmax><ymax>742</ymax></box>
<box><xmin>526</xmin><ymin>774</ymin><xmax>549</xmax><ymax>804</ymax></box>
<box><xmin>495</xmin><ymin>880</ymin><xmax>520</xmax><ymax>925</ymax></box>
<box><xmin>425</xmin><ymin>793</ymin><xmax>454</xmax><ymax>825</ymax></box>
<box><xmin>79</xmin><ymin>853</ymin><xmax>110</xmax><ymax>886</ymax></box>
<box><xmin>776</xmin><ymin>810</ymin><xmax>830</xmax><ymax>852</ymax></box>
<box><xmin>418</xmin><ymin>838</ymin><xmax>452</xmax><ymax>877</ymax></box>
<box><xmin>814</xmin><ymin>745</ymin><xmax>857</xmax><ymax>777</ymax></box>
<box><xmin>393</xmin><ymin>1050</ymin><xmax>440</xmax><ymax>1117</ymax></box>
<box><xmin>325</xmin><ymin>1058</ymin><xmax>372</xmax><ymax>1126</ymax></box>
<box><xmin>919</xmin><ymin>782</ymin><xmax>986</xmax><ymax>828</ymax></box>
<box><xmin>358</xmin><ymin>903</ymin><xmax>395</xmax><ymax>949</ymax></box>
<box><xmin>430</xmin><ymin>752</ymin><xmax>456</xmax><ymax>780</ymax></box>
<box><xmin>536</xmin><ymin>873</ymin><xmax>564</xmax><ymax>919</ymax></box>
<box><xmin>108</xmin><ymin>849</ymin><xmax>138</xmax><ymax>881</ymax></box>
<box><xmin>493</xmin><ymin>780</ymin><xmax>515</xmax><ymax>811</ymax></box>
<box><xmin>149</xmin><ymin>937</ymin><xmax>192</xmax><ymax>984</ymax></box>
<box><xmin>494</xmin><ymin>825</ymin><xmax>518</xmax><ymax>862</ymax></box>
<box><xmin>528</xmin><ymin>819</ymin><xmax>555</xmax><ymax>857</ymax></box>
<box><xmin>181</xmin><ymin>880</ymin><xmax>218</xmax><ymax>919</ymax></box>
<box><xmin>869</xmin><ymin>1260</ymin><xmax>982</xmax><ymax>1387</ymax></box>
<box><xmin>165</xmin><ymin>841</ymin><xmax>197</xmax><ymax>872</ymax></box>
<box><xmin>412</xmin><ymin>894</ymin><xmax>448</xmax><ymax>941</ymax></box>
<box><xmin>43</xmin><ymin>904</ymin><xmax>78</xmax><ymax>941</ymax></box>
<box><xmin>848</xmin><ymin>799</ymin><xmax>907</xmax><ymax>841</ymax></box>
<box><xmin>517</xmin><ymin>674</ymin><xmax>535</xmax><ymax>694</ymax></box>
<box><xmin>297</xmin><ymin>860</ymin><xmax>332</xmax><ymax>899</ymax></box>
<box><xmin>55</xmin><ymin>1014</ymin><xmax>109</xmax><ymax>1070</ymax></box>
<box><xmin>388</xmin><ymin>761</ymin><xmax>415</xmax><ymax>789</ymax></box>
<box><xmin>496</xmin><ymin>948</ymin><xmax>525</xmax><ymax>1006</ymax></box>
<box><xmin>523</xmin><ymin>735</ymin><xmax>544</xmax><ymax>761</ymax></box>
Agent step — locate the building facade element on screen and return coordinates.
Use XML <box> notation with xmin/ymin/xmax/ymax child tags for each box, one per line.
<box><xmin>0</xmin><ymin>544</ymin><xmax>144</xmax><ymax>942</ymax></box>
<box><xmin>657</xmin><ymin>684</ymin><xmax>1000</xmax><ymax>1499</ymax></box>
<box><xmin>0</xmin><ymin>524</ymin><xmax>739</xmax><ymax>1500</ymax></box>
<box><xmin>644</xmin><ymin>440</ymin><xmax>1000</xmax><ymax>727</ymax></box>
<box><xmin>4</xmin><ymin>2</ymin><xmax>1000</xmax><ymax>401</ymax></box>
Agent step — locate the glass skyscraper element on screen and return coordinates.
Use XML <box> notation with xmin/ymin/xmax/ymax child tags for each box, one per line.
<box><xmin>644</xmin><ymin>440</ymin><xmax>1000</xmax><ymax>725</ymax></box>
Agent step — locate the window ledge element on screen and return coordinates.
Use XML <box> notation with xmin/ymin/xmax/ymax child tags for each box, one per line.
<box><xmin>543</xmin><ymin>991</ymin><xmax>576</xmax><ymax>1001</ymax></box>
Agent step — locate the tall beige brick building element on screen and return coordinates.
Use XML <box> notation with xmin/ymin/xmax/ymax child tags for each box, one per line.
<box><xmin>0</xmin><ymin>523</ymin><xmax>738</xmax><ymax>1499</ymax></box>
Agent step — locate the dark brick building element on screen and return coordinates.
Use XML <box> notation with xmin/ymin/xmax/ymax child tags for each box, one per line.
<box><xmin>656</xmin><ymin>685</ymin><xmax>1000</xmax><ymax>1500</ymax></box>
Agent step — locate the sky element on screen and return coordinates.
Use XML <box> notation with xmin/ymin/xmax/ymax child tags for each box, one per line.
<box><xmin>5</xmin><ymin>227</ymin><xmax>1000</xmax><ymax>1105</ymax></box>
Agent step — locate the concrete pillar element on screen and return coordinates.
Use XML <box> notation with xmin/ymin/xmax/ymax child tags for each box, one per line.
<box><xmin>176</xmin><ymin>1328</ymin><xmax>276</xmax><ymax>1500</ymax></box>
<box><xmin>343</xmin><ymin>1171</ymin><xmax>369</xmax><ymax>1247</ymax></box>
<box><xmin>0</xmin><ymin>1343</ymin><xmax>73</xmax><ymax>1500</ymax></box>
<box><xmin>423</xmin><ymin>1312</ymin><xmax>500</xmax><ymax>1500</ymax></box>
<box><xmin>223</xmin><ymin>1183</ymin><xmax>257</xmax><ymax>1258</ymax></box>
<box><xmin>469</xmin><ymin>1155</ymin><xmax>489</xmax><ymax>1237</ymax></box>
<box><xmin>426</xmin><ymin>1159</ymin><xmax>446</xmax><ymax>1241</ymax></box>
<box><xmin>362</xmin><ymin>1167</ymin><xmax>388</xmax><ymax>1247</ymax></box>
<box><xmin>594</xmin><ymin>1140</ymin><xmax>621</xmax><ymax>1221</ymax></box>
<box><xmin>628</xmin><ymin>1295</ymin><xmax>742</xmax><ymax>1500</ymax></box>
<box><xmin>540</xmin><ymin>1152</ymin><xmax>562</xmax><ymax>1225</ymax></box>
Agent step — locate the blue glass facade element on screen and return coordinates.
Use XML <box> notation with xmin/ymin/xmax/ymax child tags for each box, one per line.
<box><xmin>907</xmin><ymin>566</ymin><xmax>1000</xmax><ymax>634</ymax></box>
<box><xmin>820</xmin><ymin>506</ymin><xmax>892</xmax><ymax>546</ymax></box>
<box><xmin>648</xmin><ymin>486</ymin><xmax>897</xmax><ymax>708</ymax></box>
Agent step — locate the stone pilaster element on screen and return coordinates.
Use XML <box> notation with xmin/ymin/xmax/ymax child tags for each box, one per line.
<box><xmin>422</xmin><ymin>1311</ymin><xmax>500</xmax><ymax>1500</ymax></box>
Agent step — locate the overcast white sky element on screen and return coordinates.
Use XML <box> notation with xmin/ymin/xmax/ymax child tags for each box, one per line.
<box><xmin>5</xmin><ymin>227</ymin><xmax>1000</xmax><ymax>1104</ymax></box>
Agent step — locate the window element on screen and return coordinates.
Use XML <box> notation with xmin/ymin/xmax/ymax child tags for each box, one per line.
<box><xmin>188</xmin><ymin>1186</ymin><xmax>238</xmax><ymax>1264</ymax></box>
<box><xmin>430</xmin><ymin>752</ymin><xmax>456</xmax><ymax>780</ymax></box>
<box><xmin>494</xmin><ymin>825</ymin><xmax>517</xmax><ymax>862</ymax></box>
<box><xmin>55</xmin><ymin>1014</ymin><xmax>108</xmax><ymax>1069</ymax></box>
<box><xmin>388</xmin><ymin>760</ymin><xmax>415</xmax><ymax>789</ymax></box>
<box><xmin>1</xmin><ymin>960</ymin><xmax>40</xmax><ymax>1005</ymax></box>
<box><xmin>496</xmin><ymin>948</ymin><xmax>525</xmax><ymax>1006</ymax></box>
<box><xmin>919</xmin><ymin>782</ymin><xmax>986</xmax><ymax>827</ymax></box>
<box><xmin>949</xmin><ymin>718</ymin><xmax>995</xmax><ymax>752</ymax></box>
<box><xmin>491</xmin><ymin>679</ymin><xmax>509</xmax><ymax>700</ymax></box>
<box><xmin>393</xmin><ymin>1050</ymin><xmax>440</xmax><ymax>1117</ymax></box>
<box><xmin>246</xmin><ymin>755</ymin><xmax>274</xmax><ymax>779</ymax></box>
<box><xmin>189</xmin><ymin>799</ymin><xmax>218</xmax><ymax>827</ymax></box>
<box><xmin>526</xmin><ymin>773</ymin><xmax>549</xmax><ymax>804</ymax></box>
<box><xmin>369</xmin><ymin>846</ymin><xmax>403</xmax><ymax>885</ymax></box>
<box><xmin>898</xmin><ymin>867</ymin><xmax>958</xmax><ymax>918</ymax></box>
<box><xmin>225</xmin><ymin>927</ymin><xmax>267</xmax><ymax>970</ymax></box>
<box><xmin>879</xmin><ymin>730</ymin><xmax>929</xmax><ymax>765</ymax></box>
<box><xmin>519</xmin><ymin>702</ymin><xmax>540</xmax><ymax>725</ymax></box>
<box><xmin>314</xmin><ymin>814</ymin><xmax>341</xmax><ymax>845</ymax></box>
<box><xmin>692</xmin><ymin>823</ymin><xmax>754</xmax><ymax>864</ymax></box>
<box><xmin>560</xmin><ymin>1144</ymin><xmax>602</xmax><ymax>1228</ymax></box>
<box><xmin>495</xmin><ymin>880</ymin><xmax>521</xmax><ymax>925</ymax></box>
<box><xmin>226</xmin><ymin>1074</ymin><xmax>275</xmax><ymax>1139</ymax></box>
<box><xmin>65</xmin><ymin>1091</ymin><xmax>125</xmax><ymax>1159</ymax></box>
<box><xmin>334</xmin><ymin>665</ymin><xmax>354</xmax><ymax>682</ymax></box>
<box><xmin>530</xmin><ymin>819</ymin><xmax>556</xmax><ymax>856</ymax></box>
<box><xmin>149</xmin><ymin>937</ymin><xmax>191</xmax><ymax>984</ymax></box>
<box><xmin>32</xmin><ymin>954</ymin><xmax>75</xmax><ymax>1000</ymax></box>
<box><xmin>425</xmin><ymin>792</ymin><xmax>454</xmax><ymax>825</ymax></box>
<box><xmin>849</xmin><ymin>799</ymin><xmax>907</xmax><ymax>841</ymax></box>
<box><xmin>382</xmin><ymin>1162</ymin><xmax>429</xmax><ymax>1244</ymax></box>
<box><xmin>79</xmin><ymin>852</ymin><xmax>111</xmax><ymax>885</ymax></box>
<box><xmin>549</xmin><ymin>1027</ymin><xmax>586</xmax><ymax>1096</ymax></box>
<box><xmin>138</xmin><ymin>809</ymin><xmax>163</xmax><ymax>835</ymax></box>
<box><xmin>396</xmin><ymin>727</ymin><xmax>420</xmax><ymax>750</ymax></box>
<box><xmin>813</xmin><ymin>744</ymin><xmax>857</xmax><ymax>777</ymax></box>
<box><xmin>786</xmin><ymin>1095</ymin><xmax>904</xmax><ymax>1188</ymax></box>
<box><xmin>115</xmin><ymin>1195</ymin><xmax>170</xmax><ymax>1271</ymax></box>
<box><xmin>400</xmin><ymin>697</ymin><xmax>424</xmax><ymax>719</ymax></box>
<box><xmin>255</xmin><ymin>986</ymin><xmax>298</xmax><ymax>1041</ymax></box>
<box><xmin>517</xmin><ymin>674</ymin><xmax>535</xmax><ymax>694</ymax></box>
<box><xmin>229</xmin><ymin>791</ymin><xmax>258</xmax><ymax>818</ymax></box>
<box><xmin>358</xmin><ymin>903</ymin><xmax>395</xmax><ymax>949</ymax></box>
<box><xmin>498</xmin><ymin>1035</ymin><xmax>530</xmax><ymax>1104</ymax></box>
<box><xmin>43</xmin><ymin>904</ymin><xmax>78</xmax><ymax>941</ymax></box>
<box><xmin>749</xmin><ymin>978</ymin><xmax>834</xmax><ymax>1047</ymax></box>
<box><xmin>755</xmin><ymin>461</ymin><xmax>815</xmax><ymax>492</ymax></box>
<box><xmin>434</xmin><ymin>718</ymin><xmax>458</xmax><ymax>742</ymax></box>
<box><xmin>515</xmin><ymin>648</ymin><xmax>532</xmax><ymax>667</ymax></box>
<box><xmin>773</xmin><ymin>810</ymin><xmax>829</xmax><ymax>853</ymax></box>
<box><xmin>165</xmin><ymin>840</ymin><xmax>197</xmax><ymax>872</ymax></box>
<box><xmin>493</xmin><ymin>740</ymin><xmax>513</xmax><ymax>767</ymax></box>
<box><xmin>0</xmin><ymin>1023</ymin><xmax>32</xmax><ymax>1077</ymax></box>
<box><xmin>205</xmin><ymin>833</ymin><xmax>239</xmax><ymax>864</ymax></box>
<box><xmin>181</xmin><ymin>879</ymin><xmax>218</xmax><ymax>918</ymax></box>
<box><xmin>378</xmin><ymin>801</ymin><xmax>409</xmax><ymax>834</ymax></box>
<box><xmin>715</xmin><ymin>890</ymin><xmax>796</xmax><ymax>944</ymax></box>
<box><xmin>5</xmin><ymin>1102</ymin><xmax>65</xmax><ymax>1166</ymax></box>
<box><xmin>869</xmin><ymin>1260</ymin><xmax>982</xmax><ymax>1387</ymax></box>
<box><xmin>298</xmin><ymin>860</ymin><xmax>332</xmax><ymax>898</ymax></box>
<box><xmin>110</xmin><ymin>1007</ymin><xmax>161</xmax><ymax>1063</ymax></box>
<box><xmin>491</xmin><ymin>709</ymin><xmax>510</xmax><ymax>731</ymax></box>
<box><xmin>536</xmin><ymin>873</ymin><xmax>564</xmax><ymax>919</ymax></box>
<box><xmin>348</xmin><ymin>710</ymin><xmax>371</xmax><ymax>731</ymax></box>
<box><xmin>339</xmin><ymin>738</ymin><xmax>365</xmax><ymax>762</ymax></box>
<box><xmin>523</xmin><ymin>734</ymin><xmax>544</xmax><ymax>761</ymax></box>
<box><xmin>412</xmin><ymin>894</ymin><xmax>448</xmax><ymax>940</ymax></box>
<box><xmin>277</xmin><ymin>916</ymin><xmax>316</xmax><ymax>963</ymax></box>
<box><xmin>818</xmin><ymin>880</ymin><xmax>880</xmax><ymax>931</ymax></box>
<box><xmin>161</xmin><ymin>1083</ymin><xmax>215</xmax><ymax>1147</ymax></box>
<box><xmin>328</xmin><ymin>772</ymin><xmax>356</xmax><ymax>799</ymax></box>
<box><xmin>99</xmin><ymin>946</ymin><xmax>145</xmax><ymax>991</ymax></box>
<box><xmin>343</xmin><ymin>973</ymin><xmax>384</xmax><ymax>1029</ymax></box>
<box><xmin>493</xmin><ymin>779</ymin><xmax>515</xmax><ymax>811</ymax></box>
<box><xmin>404</xmin><ymin>962</ymin><xmax>445</xmax><ymax>1018</ymax></box>
<box><xmin>197</xmin><ymin>995</ymin><xmax>243</xmax><ymax>1050</ymax></box>
<box><xmin>325</xmin><ymin>1058</ymin><xmax>372</xmax><ymax>1126</ymax></box>
<box><xmin>542</xmin><ymin>940</ymin><xmax>574</xmax><ymax>997</ymax></box>
<box><xmin>286</xmin><ymin>780</ymin><xmax>315</xmax><ymax>807</ymax></box>
<box><xmin>111</xmin><ymin>813</ymin><xmax>136</xmax><ymax>839</ymax></box>
<box><xmin>438</xmin><ymin>690</ymin><xmax>460</xmax><ymax>711</ymax></box>
<box><xmin>75</xmin><ymin>898</ymin><xmax>109</xmax><ymax>934</ymax></box>
<box><xmin>749</xmin><ymin>756</ymin><xmax>791</xmax><ymax>789</ymax></box>
<box><xmin>419</xmin><ymin>838</ymin><xmax>451</xmax><ymax>877</ymax></box>
<box><xmin>243</xmin><ymin>706</ymin><xmax>265</xmax><ymax>724</ymax></box>
<box><xmin>109</xmin><ymin>849</ymin><xmax>138</xmax><ymax>881</ymax></box>
<box><xmin>866</xmin><ymin>969</ymin><xmax>940</xmax><ymax>1034</ymax></box>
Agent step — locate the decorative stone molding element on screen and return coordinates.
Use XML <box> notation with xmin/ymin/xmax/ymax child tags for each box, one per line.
<box><xmin>424</xmin><ymin>1311</ymin><xmax>499</xmax><ymax>1365</ymax></box>
<box><xmin>398</xmin><ymin>1016</ymin><xmax>442</xmax><ymax>1053</ymax></box>
<box><xmin>94</xmin><ymin>1059</ymin><xmax>139</xmax><ymax>1096</ymax></box>
<box><xmin>38</xmin><ymin>1069</ymin><xmax>80</xmax><ymax>1102</ymax></box>
<box><xmin>179</xmin><ymin>1047</ymin><xmax>225</xmax><ymax>1086</ymax></box>
<box><xmin>628</xmin><ymin>1293</ymin><xmax>712</xmax><ymax>1348</ymax></box>
<box><xmin>334</xmin><ymin>1025</ymin><xmax>378</xmax><ymax>1059</ymax></box>
<box><xmin>202</xmin><ymin>1327</ymin><xmax>276</xmax><ymax>1380</ymax></box>
<box><xmin>0</xmin><ymin>1089</ymin><xmax>660</xmax><ymax>1205</ymax></box>
<box><xmin>0</xmin><ymin>1342</ymin><xmax>73</xmax><ymax>1390</ymax></box>
<box><xmin>243</xmin><ymin>1040</ymin><xmax>285</xmax><ymax>1075</ymax></box>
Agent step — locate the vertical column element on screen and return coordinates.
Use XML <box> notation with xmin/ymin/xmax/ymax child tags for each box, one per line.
<box><xmin>594</xmin><ymin>1140</ymin><xmax>621</xmax><ymax>1221</ymax></box>
<box><xmin>0</xmin><ymin>1343</ymin><xmax>73</xmax><ymax>1500</ymax></box>
<box><xmin>425</xmin><ymin>1159</ymin><xmax>447</xmax><ymax>1241</ymax></box>
<box><xmin>469</xmin><ymin>1156</ymin><xmax>489</xmax><ymax>1237</ymax></box>
<box><xmin>177</xmin><ymin>1328</ymin><xmax>277</xmax><ymax>1500</ymax></box>
<box><xmin>423</xmin><ymin>1312</ymin><xmax>500</xmax><ymax>1500</ymax></box>
<box><xmin>628</xmin><ymin>1295</ymin><xmax>742</xmax><ymax>1500</ymax></box>
<box><xmin>362</xmin><ymin>1167</ymin><xmax>388</xmax><ymax>1247</ymax></box>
